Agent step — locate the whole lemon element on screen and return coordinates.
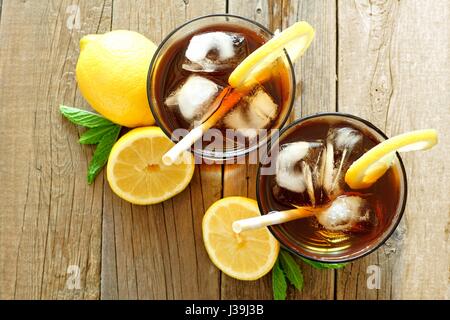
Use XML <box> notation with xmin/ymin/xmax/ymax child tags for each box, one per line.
<box><xmin>76</xmin><ymin>30</ymin><xmax>157</xmax><ymax>127</ymax></box>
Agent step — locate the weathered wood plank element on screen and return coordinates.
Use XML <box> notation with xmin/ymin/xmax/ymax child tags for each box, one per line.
<box><xmin>222</xmin><ymin>0</ymin><xmax>336</xmax><ymax>300</ymax></box>
<box><xmin>282</xmin><ymin>0</ymin><xmax>337</xmax><ymax>300</ymax></box>
<box><xmin>336</xmin><ymin>0</ymin><xmax>400</xmax><ymax>300</ymax></box>
<box><xmin>285</xmin><ymin>0</ymin><xmax>337</xmax><ymax>118</ymax></box>
<box><xmin>337</xmin><ymin>0</ymin><xmax>449</xmax><ymax>299</ymax></box>
<box><xmin>0</xmin><ymin>0</ymin><xmax>112</xmax><ymax>299</ymax></box>
<box><xmin>101</xmin><ymin>0</ymin><xmax>225</xmax><ymax>299</ymax></box>
<box><xmin>222</xmin><ymin>1</ymin><xmax>281</xmax><ymax>300</ymax></box>
<box><xmin>1</xmin><ymin>0</ymin><xmax>447</xmax><ymax>301</ymax></box>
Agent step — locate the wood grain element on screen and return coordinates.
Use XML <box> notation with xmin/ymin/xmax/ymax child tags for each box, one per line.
<box><xmin>0</xmin><ymin>0</ymin><xmax>448</xmax><ymax>300</ymax></box>
<box><xmin>281</xmin><ymin>0</ymin><xmax>337</xmax><ymax>300</ymax></box>
<box><xmin>100</xmin><ymin>0</ymin><xmax>225</xmax><ymax>299</ymax></box>
<box><xmin>337</xmin><ymin>0</ymin><xmax>449</xmax><ymax>299</ymax></box>
<box><xmin>0</xmin><ymin>0</ymin><xmax>112</xmax><ymax>299</ymax></box>
<box><xmin>285</xmin><ymin>0</ymin><xmax>337</xmax><ymax>118</ymax></box>
<box><xmin>222</xmin><ymin>0</ymin><xmax>281</xmax><ymax>300</ymax></box>
<box><xmin>223</xmin><ymin>0</ymin><xmax>337</xmax><ymax>300</ymax></box>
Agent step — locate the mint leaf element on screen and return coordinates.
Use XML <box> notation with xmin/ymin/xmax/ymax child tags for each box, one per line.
<box><xmin>279</xmin><ymin>250</ymin><xmax>304</xmax><ymax>290</ymax></box>
<box><xmin>60</xmin><ymin>105</ymin><xmax>113</xmax><ymax>128</ymax></box>
<box><xmin>300</xmin><ymin>257</ymin><xmax>347</xmax><ymax>269</ymax></box>
<box><xmin>272</xmin><ymin>258</ymin><xmax>287</xmax><ymax>300</ymax></box>
<box><xmin>79</xmin><ymin>125</ymin><xmax>117</xmax><ymax>144</ymax></box>
<box><xmin>87</xmin><ymin>125</ymin><xmax>121</xmax><ymax>184</ymax></box>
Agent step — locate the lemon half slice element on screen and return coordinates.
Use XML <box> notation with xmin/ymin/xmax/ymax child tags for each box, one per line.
<box><xmin>228</xmin><ymin>21</ymin><xmax>315</xmax><ymax>88</ymax></box>
<box><xmin>202</xmin><ymin>197</ymin><xmax>279</xmax><ymax>280</ymax></box>
<box><xmin>107</xmin><ymin>127</ymin><xmax>195</xmax><ymax>205</ymax></box>
<box><xmin>345</xmin><ymin>129</ymin><xmax>438</xmax><ymax>189</ymax></box>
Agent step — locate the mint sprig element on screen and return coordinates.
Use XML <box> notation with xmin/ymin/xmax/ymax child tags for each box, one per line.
<box><xmin>87</xmin><ymin>125</ymin><xmax>121</xmax><ymax>184</ymax></box>
<box><xmin>300</xmin><ymin>257</ymin><xmax>347</xmax><ymax>269</ymax></box>
<box><xmin>60</xmin><ymin>105</ymin><xmax>121</xmax><ymax>184</ymax></box>
<box><xmin>272</xmin><ymin>250</ymin><xmax>346</xmax><ymax>299</ymax></box>
<box><xmin>272</xmin><ymin>250</ymin><xmax>304</xmax><ymax>300</ymax></box>
<box><xmin>279</xmin><ymin>250</ymin><xmax>304</xmax><ymax>290</ymax></box>
<box><xmin>60</xmin><ymin>105</ymin><xmax>114</xmax><ymax>128</ymax></box>
<box><xmin>272</xmin><ymin>258</ymin><xmax>287</xmax><ymax>300</ymax></box>
<box><xmin>79</xmin><ymin>125</ymin><xmax>118</xmax><ymax>145</ymax></box>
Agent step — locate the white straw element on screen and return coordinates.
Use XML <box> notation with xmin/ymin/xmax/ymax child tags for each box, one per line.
<box><xmin>232</xmin><ymin>209</ymin><xmax>316</xmax><ymax>234</ymax></box>
<box><xmin>162</xmin><ymin>125</ymin><xmax>205</xmax><ymax>166</ymax></box>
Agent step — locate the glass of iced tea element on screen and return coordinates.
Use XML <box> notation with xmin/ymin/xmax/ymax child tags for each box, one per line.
<box><xmin>257</xmin><ymin>113</ymin><xmax>407</xmax><ymax>263</ymax></box>
<box><xmin>147</xmin><ymin>14</ymin><xmax>295</xmax><ymax>161</ymax></box>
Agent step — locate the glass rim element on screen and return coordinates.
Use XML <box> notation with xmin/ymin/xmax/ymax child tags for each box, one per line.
<box><xmin>256</xmin><ymin>112</ymin><xmax>408</xmax><ymax>264</ymax></box>
<box><xmin>147</xmin><ymin>13</ymin><xmax>296</xmax><ymax>161</ymax></box>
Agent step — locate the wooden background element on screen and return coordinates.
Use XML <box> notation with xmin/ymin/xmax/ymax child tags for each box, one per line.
<box><xmin>0</xmin><ymin>0</ymin><xmax>448</xmax><ymax>300</ymax></box>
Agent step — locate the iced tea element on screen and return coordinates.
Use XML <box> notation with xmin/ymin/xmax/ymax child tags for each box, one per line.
<box><xmin>148</xmin><ymin>15</ymin><xmax>295</xmax><ymax>160</ymax></box>
<box><xmin>257</xmin><ymin>114</ymin><xmax>407</xmax><ymax>262</ymax></box>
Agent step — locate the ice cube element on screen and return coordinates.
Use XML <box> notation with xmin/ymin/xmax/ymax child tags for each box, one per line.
<box><xmin>316</xmin><ymin>196</ymin><xmax>373</xmax><ymax>232</ymax></box>
<box><xmin>275</xmin><ymin>141</ymin><xmax>325</xmax><ymax>206</ymax></box>
<box><xmin>222</xmin><ymin>85</ymin><xmax>278</xmax><ymax>139</ymax></box>
<box><xmin>322</xmin><ymin>127</ymin><xmax>363</xmax><ymax>197</ymax></box>
<box><xmin>165</xmin><ymin>75</ymin><xmax>221</xmax><ymax>124</ymax></box>
<box><xmin>182</xmin><ymin>32</ymin><xmax>248</xmax><ymax>72</ymax></box>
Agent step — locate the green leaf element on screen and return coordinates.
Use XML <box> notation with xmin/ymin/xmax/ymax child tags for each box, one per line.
<box><xmin>279</xmin><ymin>250</ymin><xmax>304</xmax><ymax>290</ymax></box>
<box><xmin>300</xmin><ymin>257</ymin><xmax>347</xmax><ymax>269</ymax></box>
<box><xmin>60</xmin><ymin>105</ymin><xmax>114</xmax><ymax>128</ymax></box>
<box><xmin>79</xmin><ymin>125</ymin><xmax>117</xmax><ymax>145</ymax></box>
<box><xmin>272</xmin><ymin>257</ymin><xmax>287</xmax><ymax>300</ymax></box>
<box><xmin>87</xmin><ymin>125</ymin><xmax>121</xmax><ymax>184</ymax></box>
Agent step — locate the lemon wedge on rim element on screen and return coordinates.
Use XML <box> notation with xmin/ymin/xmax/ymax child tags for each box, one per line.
<box><xmin>228</xmin><ymin>21</ymin><xmax>315</xmax><ymax>88</ymax></box>
<box><xmin>345</xmin><ymin>129</ymin><xmax>438</xmax><ymax>189</ymax></box>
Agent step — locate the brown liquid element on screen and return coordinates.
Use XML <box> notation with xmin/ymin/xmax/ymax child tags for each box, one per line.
<box><xmin>153</xmin><ymin>24</ymin><xmax>291</xmax><ymax>149</ymax></box>
<box><xmin>258</xmin><ymin>117</ymin><xmax>402</xmax><ymax>256</ymax></box>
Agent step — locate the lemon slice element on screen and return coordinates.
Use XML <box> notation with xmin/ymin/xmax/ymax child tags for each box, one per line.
<box><xmin>228</xmin><ymin>21</ymin><xmax>315</xmax><ymax>88</ymax></box>
<box><xmin>107</xmin><ymin>127</ymin><xmax>195</xmax><ymax>205</ymax></box>
<box><xmin>272</xmin><ymin>27</ymin><xmax>313</xmax><ymax>62</ymax></box>
<box><xmin>345</xmin><ymin>129</ymin><xmax>438</xmax><ymax>189</ymax></box>
<box><xmin>202</xmin><ymin>197</ymin><xmax>279</xmax><ymax>280</ymax></box>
